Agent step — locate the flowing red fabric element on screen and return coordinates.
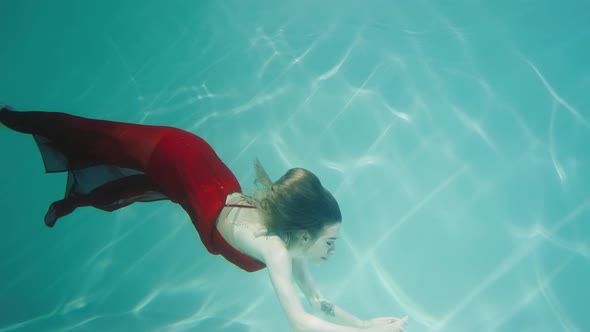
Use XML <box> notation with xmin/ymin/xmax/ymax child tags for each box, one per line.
<box><xmin>0</xmin><ymin>108</ymin><xmax>266</xmax><ymax>272</ymax></box>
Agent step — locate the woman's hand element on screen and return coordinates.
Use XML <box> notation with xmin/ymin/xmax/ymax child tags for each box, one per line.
<box><xmin>363</xmin><ymin>316</ymin><xmax>408</xmax><ymax>331</ymax></box>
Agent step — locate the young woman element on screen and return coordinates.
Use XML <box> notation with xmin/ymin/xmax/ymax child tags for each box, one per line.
<box><xmin>0</xmin><ymin>106</ymin><xmax>408</xmax><ymax>332</ymax></box>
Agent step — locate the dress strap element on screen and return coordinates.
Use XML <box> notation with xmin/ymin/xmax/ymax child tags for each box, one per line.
<box><xmin>224</xmin><ymin>203</ymin><xmax>256</xmax><ymax>209</ymax></box>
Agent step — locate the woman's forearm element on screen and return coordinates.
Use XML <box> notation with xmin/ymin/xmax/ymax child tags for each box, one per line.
<box><xmin>313</xmin><ymin>298</ymin><xmax>365</xmax><ymax>328</ymax></box>
<box><xmin>295</xmin><ymin>312</ymin><xmax>365</xmax><ymax>332</ymax></box>
<box><xmin>331</xmin><ymin>302</ymin><xmax>366</xmax><ymax>328</ymax></box>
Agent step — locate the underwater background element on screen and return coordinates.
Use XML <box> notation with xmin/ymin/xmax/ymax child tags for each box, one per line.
<box><xmin>1</xmin><ymin>0</ymin><xmax>589</xmax><ymax>331</ymax></box>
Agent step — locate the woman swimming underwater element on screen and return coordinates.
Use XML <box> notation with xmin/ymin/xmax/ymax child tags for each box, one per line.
<box><xmin>0</xmin><ymin>106</ymin><xmax>408</xmax><ymax>332</ymax></box>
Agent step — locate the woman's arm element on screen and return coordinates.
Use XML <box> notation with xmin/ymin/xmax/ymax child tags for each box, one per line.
<box><xmin>263</xmin><ymin>238</ymin><xmax>367</xmax><ymax>332</ymax></box>
<box><xmin>292</xmin><ymin>258</ymin><xmax>365</xmax><ymax>328</ymax></box>
<box><xmin>292</xmin><ymin>259</ymin><xmax>408</xmax><ymax>331</ymax></box>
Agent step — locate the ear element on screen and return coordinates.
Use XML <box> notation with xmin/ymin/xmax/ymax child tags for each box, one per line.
<box><xmin>300</xmin><ymin>231</ymin><xmax>311</xmax><ymax>244</ymax></box>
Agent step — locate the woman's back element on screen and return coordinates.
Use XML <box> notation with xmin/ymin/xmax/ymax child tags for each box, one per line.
<box><xmin>216</xmin><ymin>193</ymin><xmax>275</xmax><ymax>265</ymax></box>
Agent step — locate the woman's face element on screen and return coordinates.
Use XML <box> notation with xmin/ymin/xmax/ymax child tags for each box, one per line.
<box><xmin>304</xmin><ymin>223</ymin><xmax>341</xmax><ymax>264</ymax></box>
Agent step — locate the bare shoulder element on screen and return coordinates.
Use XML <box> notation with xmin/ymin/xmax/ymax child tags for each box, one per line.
<box><xmin>217</xmin><ymin>193</ymin><xmax>293</xmax><ymax>268</ymax></box>
<box><xmin>257</xmin><ymin>234</ymin><xmax>290</xmax><ymax>266</ymax></box>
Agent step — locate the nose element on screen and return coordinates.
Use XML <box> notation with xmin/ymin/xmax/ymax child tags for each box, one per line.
<box><xmin>328</xmin><ymin>244</ymin><xmax>336</xmax><ymax>256</ymax></box>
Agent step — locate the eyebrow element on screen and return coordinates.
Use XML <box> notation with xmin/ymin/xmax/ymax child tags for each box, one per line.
<box><xmin>327</xmin><ymin>237</ymin><xmax>337</xmax><ymax>240</ymax></box>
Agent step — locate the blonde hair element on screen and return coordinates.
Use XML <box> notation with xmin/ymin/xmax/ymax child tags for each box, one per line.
<box><xmin>252</xmin><ymin>159</ymin><xmax>341</xmax><ymax>244</ymax></box>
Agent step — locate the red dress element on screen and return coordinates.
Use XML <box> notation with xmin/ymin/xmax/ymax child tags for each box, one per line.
<box><xmin>0</xmin><ymin>108</ymin><xmax>266</xmax><ymax>272</ymax></box>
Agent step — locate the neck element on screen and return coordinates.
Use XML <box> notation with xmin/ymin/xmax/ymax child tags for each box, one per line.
<box><xmin>287</xmin><ymin>247</ymin><xmax>306</xmax><ymax>259</ymax></box>
<box><xmin>285</xmin><ymin>236</ymin><xmax>308</xmax><ymax>258</ymax></box>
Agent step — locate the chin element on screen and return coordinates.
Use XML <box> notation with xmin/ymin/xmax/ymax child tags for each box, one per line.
<box><xmin>316</xmin><ymin>257</ymin><xmax>328</xmax><ymax>264</ymax></box>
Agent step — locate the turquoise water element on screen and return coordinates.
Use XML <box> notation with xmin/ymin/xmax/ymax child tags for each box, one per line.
<box><xmin>1</xmin><ymin>1</ymin><xmax>589</xmax><ymax>331</ymax></box>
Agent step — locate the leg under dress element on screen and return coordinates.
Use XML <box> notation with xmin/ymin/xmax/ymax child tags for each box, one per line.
<box><xmin>0</xmin><ymin>107</ymin><xmax>266</xmax><ymax>272</ymax></box>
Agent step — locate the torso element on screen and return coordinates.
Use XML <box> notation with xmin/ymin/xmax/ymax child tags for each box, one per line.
<box><xmin>215</xmin><ymin>193</ymin><xmax>270</xmax><ymax>263</ymax></box>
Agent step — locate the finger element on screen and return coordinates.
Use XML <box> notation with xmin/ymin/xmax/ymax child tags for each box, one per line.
<box><xmin>372</xmin><ymin>317</ymin><xmax>396</xmax><ymax>325</ymax></box>
<box><xmin>392</xmin><ymin>318</ymin><xmax>408</xmax><ymax>329</ymax></box>
<box><xmin>390</xmin><ymin>316</ymin><xmax>408</xmax><ymax>323</ymax></box>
